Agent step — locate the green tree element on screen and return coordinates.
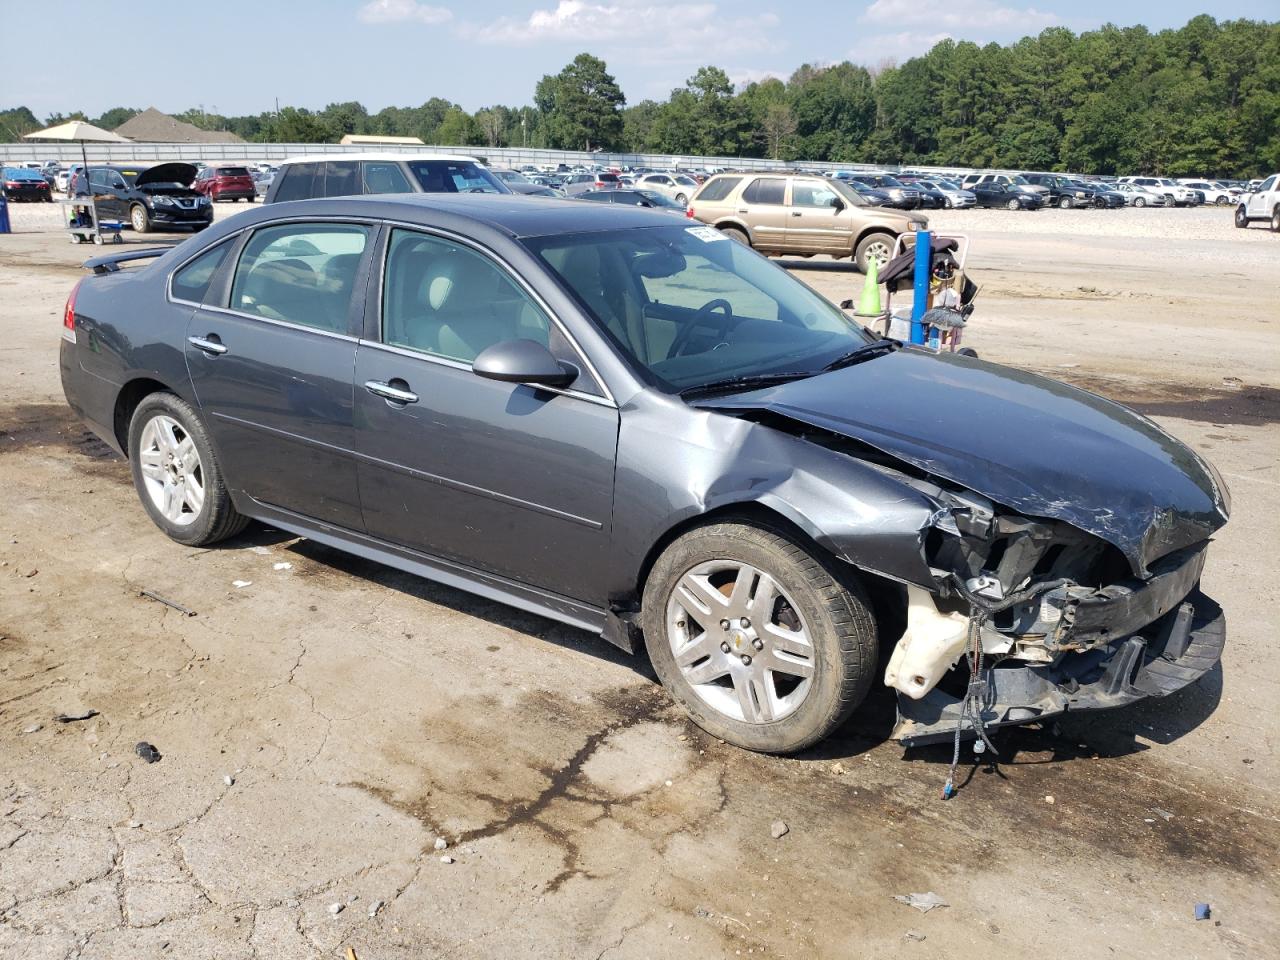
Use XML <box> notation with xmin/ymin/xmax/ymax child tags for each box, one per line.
<box><xmin>0</xmin><ymin>106</ymin><xmax>41</xmax><ymax>141</ymax></box>
<box><xmin>436</xmin><ymin>107</ymin><xmax>483</xmax><ymax>146</ymax></box>
<box><xmin>534</xmin><ymin>53</ymin><xmax>626</xmax><ymax>151</ymax></box>
<box><xmin>92</xmin><ymin>107</ymin><xmax>139</xmax><ymax>131</ymax></box>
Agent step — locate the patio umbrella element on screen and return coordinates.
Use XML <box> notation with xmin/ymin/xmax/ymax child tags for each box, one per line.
<box><xmin>22</xmin><ymin>121</ymin><xmax>132</xmax><ymax>197</ymax></box>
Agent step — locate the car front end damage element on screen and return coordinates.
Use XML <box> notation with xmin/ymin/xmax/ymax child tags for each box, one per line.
<box><xmin>883</xmin><ymin>480</ymin><xmax>1225</xmax><ymax>745</ymax></box>
<box><xmin>698</xmin><ymin>349</ymin><xmax>1231</xmax><ymax>746</ymax></box>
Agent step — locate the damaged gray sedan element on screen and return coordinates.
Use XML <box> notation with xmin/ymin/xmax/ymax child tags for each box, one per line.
<box><xmin>60</xmin><ymin>195</ymin><xmax>1229</xmax><ymax>754</ymax></box>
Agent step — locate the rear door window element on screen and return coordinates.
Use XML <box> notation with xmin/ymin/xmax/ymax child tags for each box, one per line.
<box><xmin>322</xmin><ymin>161</ymin><xmax>360</xmax><ymax>198</ymax></box>
<box><xmin>742</xmin><ymin>178</ymin><xmax>786</xmax><ymax>204</ymax></box>
<box><xmin>695</xmin><ymin>177</ymin><xmax>741</xmax><ymax>202</ymax></box>
<box><xmin>361</xmin><ymin>161</ymin><xmax>413</xmax><ymax>194</ymax></box>
<box><xmin>230</xmin><ymin>223</ymin><xmax>371</xmax><ymax>333</ymax></box>
<box><xmin>272</xmin><ymin>163</ymin><xmax>319</xmax><ymax>202</ymax></box>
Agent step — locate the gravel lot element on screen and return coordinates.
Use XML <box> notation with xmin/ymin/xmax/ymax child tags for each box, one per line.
<box><xmin>1</xmin><ymin>199</ymin><xmax>1277</xmax><ymax>959</ymax></box>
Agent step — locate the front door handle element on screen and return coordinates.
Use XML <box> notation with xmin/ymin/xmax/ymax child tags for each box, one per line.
<box><xmin>188</xmin><ymin>335</ymin><xmax>227</xmax><ymax>356</ymax></box>
<box><xmin>364</xmin><ymin>380</ymin><xmax>419</xmax><ymax>405</ymax></box>
<box><xmin>791</xmin><ymin>211</ymin><xmax>803</xmax><ymax>217</ymax></box>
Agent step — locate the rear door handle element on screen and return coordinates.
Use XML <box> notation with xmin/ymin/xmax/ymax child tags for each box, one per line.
<box><xmin>364</xmin><ymin>380</ymin><xmax>419</xmax><ymax>405</ymax></box>
<box><xmin>188</xmin><ymin>335</ymin><xmax>227</xmax><ymax>356</ymax></box>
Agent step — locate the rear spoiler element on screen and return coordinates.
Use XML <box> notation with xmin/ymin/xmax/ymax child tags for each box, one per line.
<box><xmin>82</xmin><ymin>247</ymin><xmax>175</xmax><ymax>275</ymax></box>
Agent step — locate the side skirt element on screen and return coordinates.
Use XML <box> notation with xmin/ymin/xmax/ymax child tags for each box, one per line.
<box><xmin>244</xmin><ymin>499</ymin><xmax>614</xmax><ymax>641</ymax></box>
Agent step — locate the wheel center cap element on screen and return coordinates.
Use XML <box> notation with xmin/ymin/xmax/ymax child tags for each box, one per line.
<box><xmin>729</xmin><ymin>629</ymin><xmax>748</xmax><ymax>649</ymax></box>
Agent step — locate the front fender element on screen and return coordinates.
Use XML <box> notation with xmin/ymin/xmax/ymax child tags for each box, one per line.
<box><xmin>610</xmin><ymin>398</ymin><xmax>940</xmax><ymax>604</ymax></box>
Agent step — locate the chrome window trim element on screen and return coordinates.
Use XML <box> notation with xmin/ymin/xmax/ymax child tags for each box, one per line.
<box><xmin>167</xmin><ymin>232</ymin><xmax>244</xmax><ymax>308</ymax></box>
<box><xmin>357</xmin><ymin>339</ymin><xmax>615</xmax><ymax>409</ymax></box>
<box><xmin>380</xmin><ymin>218</ymin><xmax>617</xmax><ymax>406</ymax></box>
<box><xmin>197</xmin><ymin>304</ymin><xmax>360</xmax><ymax>342</ymax></box>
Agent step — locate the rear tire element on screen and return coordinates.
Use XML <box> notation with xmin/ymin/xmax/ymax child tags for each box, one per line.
<box><xmin>642</xmin><ymin>521</ymin><xmax>877</xmax><ymax>753</ymax></box>
<box><xmin>854</xmin><ymin>231</ymin><xmax>894</xmax><ymax>273</ymax></box>
<box><xmin>128</xmin><ymin>393</ymin><xmax>249</xmax><ymax>547</ymax></box>
<box><xmin>675</xmin><ymin>193</ymin><xmax>688</xmax><ymax>205</ymax></box>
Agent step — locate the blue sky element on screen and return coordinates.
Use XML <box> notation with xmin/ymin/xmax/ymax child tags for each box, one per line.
<box><xmin>11</xmin><ymin>2</ymin><xmax>1277</xmax><ymax>119</ymax></box>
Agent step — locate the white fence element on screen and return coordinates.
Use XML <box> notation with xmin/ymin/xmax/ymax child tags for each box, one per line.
<box><xmin>0</xmin><ymin>140</ymin><xmax>981</xmax><ymax>178</ymax></box>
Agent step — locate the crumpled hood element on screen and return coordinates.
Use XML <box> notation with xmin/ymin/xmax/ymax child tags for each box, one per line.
<box><xmin>704</xmin><ymin>349</ymin><xmax>1229</xmax><ymax>576</ymax></box>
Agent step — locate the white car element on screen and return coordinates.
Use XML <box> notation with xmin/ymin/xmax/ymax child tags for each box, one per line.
<box><xmin>1178</xmin><ymin>179</ymin><xmax>1239</xmax><ymax>205</ymax></box>
<box><xmin>1234</xmin><ymin>173</ymin><xmax>1279</xmax><ymax>231</ymax></box>
<box><xmin>1118</xmin><ymin>176</ymin><xmax>1197</xmax><ymax>206</ymax></box>
<box><xmin>635</xmin><ymin>172</ymin><xmax>702</xmax><ymax>206</ymax></box>
<box><xmin>1112</xmin><ymin>182</ymin><xmax>1167</xmax><ymax>206</ymax></box>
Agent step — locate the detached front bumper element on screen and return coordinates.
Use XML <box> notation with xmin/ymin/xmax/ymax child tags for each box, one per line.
<box><xmin>892</xmin><ymin>586</ymin><xmax>1224</xmax><ymax>747</ymax></box>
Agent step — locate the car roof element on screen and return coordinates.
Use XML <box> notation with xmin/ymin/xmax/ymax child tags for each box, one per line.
<box><xmin>244</xmin><ymin>192</ymin><xmax>679</xmax><ymax>239</ymax></box>
<box><xmin>278</xmin><ymin>152</ymin><xmax>480</xmax><ymax>165</ymax></box>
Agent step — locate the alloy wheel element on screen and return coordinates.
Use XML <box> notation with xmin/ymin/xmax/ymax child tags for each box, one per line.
<box><xmin>137</xmin><ymin>415</ymin><xmax>205</xmax><ymax>527</ymax></box>
<box><xmin>666</xmin><ymin>560</ymin><xmax>815</xmax><ymax>724</ymax></box>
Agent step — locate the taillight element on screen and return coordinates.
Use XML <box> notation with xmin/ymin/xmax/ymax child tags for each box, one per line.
<box><xmin>685</xmin><ymin>206</ymin><xmax>695</xmax><ymax>218</ymax></box>
<box><xmin>5</xmin><ymin>181</ymin><xmax>21</xmax><ymax>188</ymax></box>
<box><xmin>63</xmin><ymin>279</ymin><xmax>82</xmax><ymax>340</ymax></box>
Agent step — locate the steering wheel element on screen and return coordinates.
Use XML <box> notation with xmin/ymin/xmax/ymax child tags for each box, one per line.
<box><xmin>667</xmin><ymin>299</ymin><xmax>734</xmax><ymax>359</ymax></box>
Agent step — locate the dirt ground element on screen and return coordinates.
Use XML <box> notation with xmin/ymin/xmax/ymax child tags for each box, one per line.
<box><xmin>1</xmin><ymin>203</ymin><xmax>1277</xmax><ymax>960</ymax></box>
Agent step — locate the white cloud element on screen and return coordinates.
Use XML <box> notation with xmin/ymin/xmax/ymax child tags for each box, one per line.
<box><xmin>855</xmin><ymin>29</ymin><xmax>953</xmax><ymax>61</ymax></box>
<box><xmin>862</xmin><ymin>0</ymin><xmax>1057</xmax><ymax>31</ymax></box>
<box><xmin>464</xmin><ymin>2</ymin><xmax>776</xmax><ymax>61</ymax></box>
<box><xmin>357</xmin><ymin>0</ymin><xmax>453</xmax><ymax>25</ymax></box>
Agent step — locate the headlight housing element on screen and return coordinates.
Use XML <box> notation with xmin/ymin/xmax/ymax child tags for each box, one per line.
<box><xmin>151</xmin><ymin>195</ymin><xmax>175</xmax><ymax>207</ymax></box>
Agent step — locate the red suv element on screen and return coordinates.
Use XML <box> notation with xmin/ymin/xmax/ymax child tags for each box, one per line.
<box><xmin>193</xmin><ymin>165</ymin><xmax>256</xmax><ymax>202</ymax></box>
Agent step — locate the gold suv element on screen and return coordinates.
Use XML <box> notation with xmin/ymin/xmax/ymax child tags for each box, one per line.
<box><xmin>687</xmin><ymin>172</ymin><xmax>928</xmax><ymax>272</ymax></box>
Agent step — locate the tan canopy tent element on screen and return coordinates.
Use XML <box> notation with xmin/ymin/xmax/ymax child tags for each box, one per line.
<box><xmin>22</xmin><ymin>121</ymin><xmax>133</xmax><ymax>197</ymax></box>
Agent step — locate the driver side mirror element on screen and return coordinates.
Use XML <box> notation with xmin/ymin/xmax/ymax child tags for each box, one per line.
<box><xmin>831</xmin><ymin>197</ymin><xmax>846</xmax><ymax>212</ymax></box>
<box><xmin>472</xmin><ymin>339</ymin><xmax>577</xmax><ymax>388</ymax></box>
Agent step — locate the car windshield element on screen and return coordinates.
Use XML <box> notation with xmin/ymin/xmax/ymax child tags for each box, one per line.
<box><xmin>829</xmin><ymin>180</ymin><xmax>867</xmax><ymax>203</ymax></box>
<box><xmin>1009</xmin><ymin>175</ymin><xmax>1030</xmax><ymax>185</ymax></box>
<box><xmin>405</xmin><ymin>160</ymin><xmax>505</xmax><ymax>193</ymax></box>
<box><xmin>526</xmin><ymin>224</ymin><xmax>873</xmax><ymax>393</ymax></box>
<box><xmin>875</xmin><ymin>176</ymin><xmax>906</xmax><ymax>188</ymax></box>
<box><xmin>496</xmin><ymin>170</ymin><xmax>530</xmax><ymax>183</ymax></box>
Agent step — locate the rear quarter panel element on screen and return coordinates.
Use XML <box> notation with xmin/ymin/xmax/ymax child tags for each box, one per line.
<box><xmin>64</xmin><ymin>260</ymin><xmax>200</xmax><ymax>453</ymax></box>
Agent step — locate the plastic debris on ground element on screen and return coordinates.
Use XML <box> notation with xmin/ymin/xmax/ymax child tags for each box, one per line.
<box><xmin>134</xmin><ymin>742</ymin><xmax>161</xmax><ymax>763</ymax></box>
<box><xmin>893</xmin><ymin>892</ymin><xmax>949</xmax><ymax>914</ymax></box>
<box><xmin>1194</xmin><ymin>903</ymin><xmax>1211</xmax><ymax>921</ymax></box>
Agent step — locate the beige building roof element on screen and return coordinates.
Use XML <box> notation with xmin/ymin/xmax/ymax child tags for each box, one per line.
<box><xmin>113</xmin><ymin>108</ymin><xmax>244</xmax><ymax>144</ymax></box>
<box><xmin>340</xmin><ymin>134</ymin><xmax>425</xmax><ymax>145</ymax></box>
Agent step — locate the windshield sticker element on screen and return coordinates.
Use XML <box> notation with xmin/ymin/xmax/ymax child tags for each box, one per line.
<box><xmin>686</xmin><ymin>226</ymin><xmax>726</xmax><ymax>243</ymax></box>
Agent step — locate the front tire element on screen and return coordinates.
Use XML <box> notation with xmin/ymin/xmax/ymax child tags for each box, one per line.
<box><xmin>855</xmin><ymin>231</ymin><xmax>894</xmax><ymax>273</ymax></box>
<box><xmin>1059</xmin><ymin>196</ymin><xmax>1073</xmax><ymax>209</ymax></box>
<box><xmin>719</xmin><ymin>225</ymin><xmax>751</xmax><ymax>247</ymax></box>
<box><xmin>1134</xmin><ymin>196</ymin><xmax>1147</xmax><ymax>208</ymax></box>
<box><xmin>1215</xmin><ymin>196</ymin><xmax>1230</xmax><ymax>206</ymax></box>
<box><xmin>130</xmin><ymin>204</ymin><xmax>151</xmax><ymax>234</ymax></box>
<box><xmin>1271</xmin><ymin>206</ymin><xmax>1279</xmax><ymax>233</ymax></box>
<box><xmin>1006</xmin><ymin>198</ymin><xmax>1020</xmax><ymax>210</ymax></box>
<box><xmin>1235</xmin><ymin>205</ymin><xmax>1249</xmax><ymax>229</ymax></box>
<box><xmin>128</xmin><ymin>393</ymin><xmax>249</xmax><ymax>547</ymax></box>
<box><xmin>642</xmin><ymin>522</ymin><xmax>877</xmax><ymax>753</ymax></box>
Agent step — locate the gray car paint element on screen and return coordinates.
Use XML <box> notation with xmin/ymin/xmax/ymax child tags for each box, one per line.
<box><xmin>61</xmin><ymin>194</ymin><xmax>1226</xmax><ymax>675</ymax></box>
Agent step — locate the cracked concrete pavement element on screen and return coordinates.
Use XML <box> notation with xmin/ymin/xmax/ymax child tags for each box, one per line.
<box><xmin>1</xmin><ymin>208</ymin><xmax>1278</xmax><ymax>958</ymax></box>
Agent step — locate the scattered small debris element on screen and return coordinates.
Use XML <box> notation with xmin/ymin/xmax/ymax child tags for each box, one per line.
<box><xmin>1194</xmin><ymin>903</ymin><xmax>1211</xmax><ymax>921</ymax></box>
<box><xmin>893</xmin><ymin>892</ymin><xmax>949</xmax><ymax>914</ymax></box>
<box><xmin>139</xmin><ymin>590</ymin><xmax>197</xmax><ymax>617</ymax></box>
<box><xmin>368</xmin><ymin>900</ymin><xmax>384</xmax><ymax>918</ymax></box>
<box><xmin>1044</xmin><ymin>795</ymin><xmax>1055</xmax><ymax>805</ymax></box>
<box><xmin>23</xmin><ymin>568</ymin><xmax>38</xmax><ymax>578</ymax></box>
<box><xmin>223</xmin><ymin>775</ymin><xmax>234</xmax><ymax>787</ymax></box>
<box><xmin>694</xmin><ymin>907</ymin><xmax>714</xmax><ymax>919</ymax></box>
<box><xmin>55</xmin><ymin>709</ymin><xmax>99</xmax><ymax>723</ymax></box>
<box><xmin>770</xmin><ymin>820</ymin><xmax>789</xmax><ymax>839</ymax></box>
<box><xmin>273</xmin><ymin>562</ymin><xmax>293</xmax><ymax>571</ymax></box>
<box><xmin>664</xmin><ymin>779</ymin><xmax>673</xmax><ymax>787</ymax></box>
<box><xmin>250</xmin><ymin>546</ymin><xmax>271</xmax><ymax>555</ymax></box>
<box><xmin>346</xmin><ymin>948</ymin><xmax>359</xmax><ymax>960</ymax></box>
<box><xmin>434</xmin><ymin>837</ymin><xmax>449</xmax><ymax>851</ymax></box>
<box><xmin>904</xmin><ymin>930</ymin><xmax>927</xmax><ymax>942</ymax></box>
<box><xmin>439</xmin><ymin>855</ymin><xmax>455</xmax><ymax>864</ymax></box>
<box><xmin>135</xmin><ymin>742</ymin><xmax>161</xmax><ymax>764</ymax></box>
<box><xmin>347</xmin><ymin>893</ymin><xmax>359</xmax><ymax>904</ymax></box>
<box><xmin>127</xmin><ymin>821</ymin><xmax>142</xmax><ymax>829</ymax></box>
<box><xmin>831</xmin><ymin>762</ymin><xmax>846</xmax><ymax>776</ymax></box>
<box><xmin>328</xmin><ymin>902</ymin><xmax>344</xmax><ymax>916</ymax></box>
<box><xmin>232</xmin><ymin>580</ymin><xmax>252</xmax><ymax>589</ymax></box>
<box><xmin>21</xmin><ymin>723</ymin><xmax>42</xmax><ymax>735</ymax></box>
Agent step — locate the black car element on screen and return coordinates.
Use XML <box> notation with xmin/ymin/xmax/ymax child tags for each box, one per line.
<box><xmin>1066</xmin><ymin>179</ymin><xmax>1126</xmax><ymax>208</ymax></box>
<box><xmin>2</xmin><ymin>167</ymin><xmax>53</xmax><ymax>202</ymax></box>
<box><xmin>971</xmin><ymin>182</ymin><xmax>1044</xmax><ymax>210</ymax></box>
<box><xmin>74</xmin><ymin>163</ymin><xmax>212</xmax><ymax>234</ymax></box>
<box><xmin>264</xmin><ymin>153</ymin><xmax>510</xmax><ymax>203</ymax></box>
<box><xmin>837</xmin><ymin>178</ymin><xmax>894</xmax><ymax>207</ymax></box>
<box><xmin>577</xmin><ymin>188</ymin><xmax>686</xmax><ymax>212</ymax></box>
<box><xmin>59</xmin><ymin>194</ymin><xmax>1228</xmax><ymax>755</ymax></box>
<box><xmin>842</xmin><ymin>174</ymin><xmax>921</xmax><ymax>209</ymax></box>
<box><xmin>1022</xmin><ymin>173</ymin><xmax>1096</xmax><ymax>209</ymax></box>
